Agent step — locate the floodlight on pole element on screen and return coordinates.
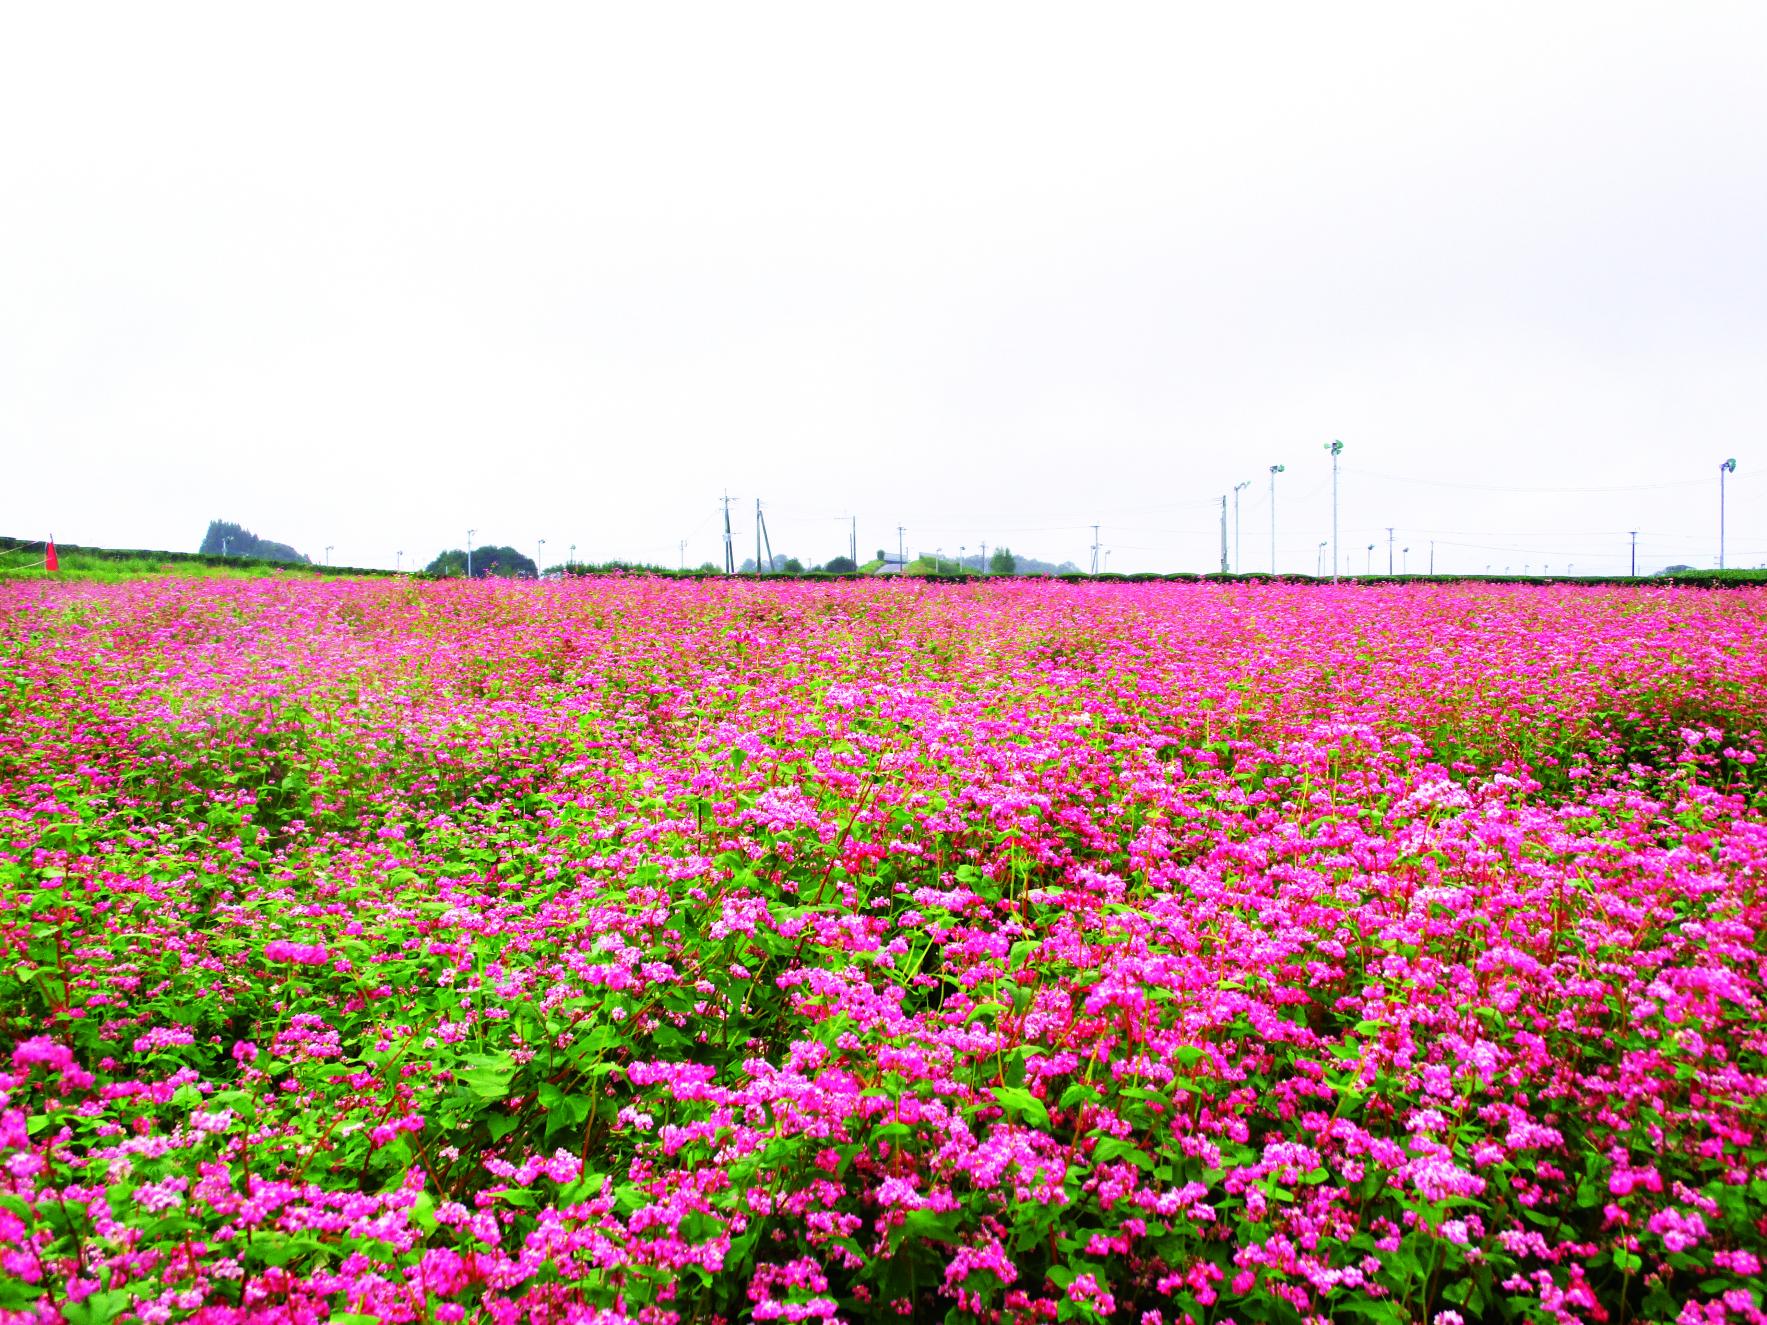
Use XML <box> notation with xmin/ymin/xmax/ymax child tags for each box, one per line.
<box><xmin>324</xmin><ymin>545</ymin><xmax>333</xmax><ymax>566</ymax></box>
<box><xmin>1268</xmin><ymin>464</ymin><xmax>1285</xmax><ymax>573</ymax></box>
<box><xmin>1720</xmin><ymin>459</ymin><xmax>1737</xmax><ymax>569</ymax></box>
<box><xmin>1326</xmin><ymin>441</ymin><xmax>1344</xmax><ymax>582</ymax></box>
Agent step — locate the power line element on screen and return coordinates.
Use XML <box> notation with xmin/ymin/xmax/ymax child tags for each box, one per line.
<box><xmin>1344</xmin><ymin>466</ymin><xmax>1763</xmax><ymax>495</ymax></box>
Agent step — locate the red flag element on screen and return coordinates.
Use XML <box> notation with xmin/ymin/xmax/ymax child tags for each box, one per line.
<box><xmin>45</xmin><ymin>537</ymin><xmax>58</xmax><ymax>572</ymax></box>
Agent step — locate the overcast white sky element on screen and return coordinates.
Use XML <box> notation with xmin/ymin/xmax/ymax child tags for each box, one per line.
<box><xmin>3</xmin><ymin>3</ymin><xmax>1764</xmax><ymax>575</ymax></box>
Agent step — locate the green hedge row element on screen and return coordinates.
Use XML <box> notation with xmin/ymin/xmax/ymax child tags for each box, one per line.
<box><xmin>0</xmin><ymin>536</ymin><xmax>397</xmax><ymax>577</ymax></box>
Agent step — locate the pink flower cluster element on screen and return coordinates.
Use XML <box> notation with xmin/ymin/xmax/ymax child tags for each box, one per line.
<box><xmin>264</xmin><ymin>939</ymin><xmax>331</xmax><ymax>965</ymax></box>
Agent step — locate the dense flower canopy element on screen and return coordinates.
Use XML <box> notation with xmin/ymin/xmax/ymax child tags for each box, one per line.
<box><xmin>1</xmin><ymin>576</ymin><xmax>1764</xmax><ymax>1323</ymax></box>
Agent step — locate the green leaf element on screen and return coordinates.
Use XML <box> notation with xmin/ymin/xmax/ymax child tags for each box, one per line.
<box><xmin>1059</xmin><ymin>1082</ymin><xmax>1100</xmax><ymax>1110</ymax></box>
<box><xmin>60</xmin><ymin>1292</ymin><xmax>135</xmax><ymax>1325</ymax></box>
<box><xmin>990</xmin><ymin>1085</ymin><xmax>1050</xmax><ymax>1130</ymax></box>
<box><xmin>964</xmin><ymin>1001</ymin><xmax>1007</xmax><ymax>1027</ymax></box>
<box><xmin>460</xmin><ymin>1052</ymin><xmax>517</xmax><ymax>1100</ymax></box>
<box><xmin>1092</xmin><ymin>1136</ymin><xmax>1154</xmax><ymax>1171</ymax></box>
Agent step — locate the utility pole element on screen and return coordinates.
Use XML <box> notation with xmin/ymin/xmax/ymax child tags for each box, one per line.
<box><xmin>1268</xmin><ymin>464</ymin><xmax>1285</xmax><ymax>574</ymax></box>
<box><xmin>1327</xmin><ymin>440</ymin><xmax>1344</xmax><ymax>582</ymax></box>
<box><xmin>720</xmin><ymin>493</ymin><xmax>735</xmax><ymax>575</ymax></box>
<box><xmin>1090</xmin><ymin>524</ymin><xmax>1101</xmax><ymax>575</ymax></box>
<box><xmin>1232</xmin><ymin>480</ymin><xmax>1250</xmax><ymax>572</ymax></box>
<box><xmin>850</xmin><ymin>516</ymin><xmax>857</xmax><ymax>567</ymax></box>
<box><xmin>754</xmin><ymin>499</ymin><xmax>763</xmax><ymax>576</ymax></box>
<box><xmin>1219</xmin><ymin>496</ymin><xmax>1228</xmax><ymax>574</ymax></box>
<box><xmin>1720</xmin><ymin>458</ymin><xmax>1737</xmax><ymax>569</ymax></box>
<box><xmin>897</xmin><ymin>526</ymin><xmax>906</xmax><ymax>568</ymax></box>
<box><xmin>1629</xmin><ymin>530</ymin><xmax>1637</xmax><ymax>577</ymax></box>
<box><xmin>758</xmin><ymin>504</ymin><xmax>776</xmax><ymax>574</ymax></box>
<box><xmin>980</xmin><ymin>541</ymin><xmax>988</xmax><ymax>575</ymax></box>
<box><xmin>467</xmin><ymin>529</ymin><xmax>475</xmax><ymax>579</ymax></box>
<box><xmin>1429</xmin><ymin>541</ymin><xmax>1435</xmax><ymax>576</ymax></box>
<box><xmin>1386</xmin><ymin>527</ymin><xmax>1395</xmax><ymax>576</ymax></box>
<box><xmin>678</xmin><ymin>540</ymin><xmax>686</xmax><ymax>570</ymax></box>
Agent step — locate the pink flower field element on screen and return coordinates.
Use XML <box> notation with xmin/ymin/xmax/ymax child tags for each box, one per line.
<box><xmin>2</xmin><ymin>576</ymin><xmax>1765</xmax><ymax>1325</ymax></box>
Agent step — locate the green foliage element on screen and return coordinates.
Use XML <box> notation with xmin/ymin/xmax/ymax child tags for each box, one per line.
<box><xmin>199</xmin><ymin>519</ymin><xmax>310</xmax><ymax>563</ymax></box>
<box><xmin>425</xmin><ymin>546</ymin><xmax>539</xmax><ymax>578</ymax></box>
<box><xmin>989</xmin><ymin>546</ymin><xmax>1017</xmax><ymax>575</ymax></box>
<box><xmin>0</xmin><ymin>536</ymin><xmax>391</xmax><ymax>580</ymax></box>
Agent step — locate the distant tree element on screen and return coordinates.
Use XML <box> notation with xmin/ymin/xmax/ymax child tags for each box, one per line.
<box><xmin>782</xmin><ymin>557</ymin><xmax>805</xmax><ymax>574</ymax></box>
<box><xmin>989</xmin><ymin>547</ymin><xmax>1017</xmax><ymax>575</ymax></box>
<box><xmin>876</xmin><ymin>549</ymin><xmax>887</xmax><ymax>561</ymax></box>
<box><xmin>825</xmin><ymin>555</ymin><xmax>857</xmax><ymax>574</ymax></box>
<box><xmin>200</xmin><ymin>519</ymin><xmax>309</xmax><ymax>563</ymax></box>
<box><xmin>423</xmin><ymin>546</ymin><xmax>538</xmax><ymax>578</ymax></box>
<box><xmin>696</xmin><ymin>561</ymin><xmax>720</xmax><ymax>573</ymax></box>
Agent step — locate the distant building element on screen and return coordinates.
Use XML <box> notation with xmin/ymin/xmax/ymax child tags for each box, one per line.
<box><xmin>874</xmin><ymin>554</ymin><xmax>909</xmax><ymax>576</ymax></box>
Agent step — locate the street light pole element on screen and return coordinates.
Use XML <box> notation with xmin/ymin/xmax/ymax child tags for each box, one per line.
<box><xmin>1386</xmin><ymin>527</ymin><xmax>1395</xmax><ymax>576</ymax></box>
<box><xmin>324</xmin><ymin>545</ymin><xmax>333</xmax><ymax>566</ymax></box>
<box><xmin>467</xmin><ymin>529</ymin><xmax>475</xmax><ymax>580</ymax></box>
<box><xmin>396</xmin><ymin>550</ymin><xmax>402</xmax><ymax>573</ymax></box>
<box><xmin>1629</xmin><ymin>530</ymin><xmax>1637</xmax><ymax>577</ymax></box>
<box><xmin>1268</xmin><ymin>464</ymin><xmax>1285</xmax><ymax>574</ymax></box>
<box><xmin>1365</xmin><ymin>543</ymin><xmax>1373</xmax><ymax>575</ymax></box>
<box><xmin>1232</xmin><ymin>480</ymin><xmax>1250</xmax><ymax>572</ymax></box>
<box><xmin>1720</xmin><ymin>459</ymin><xmax>1737</xmax><ymax>569</ymax></box>
<box><xmin>1327</xmin><ymin>440</ymin><xmax>1344</xmax><ymax>582</ymax></box>
<box><xmin>1316</xmin><ymin>541</ymin><xmax>1326</xmax><ymax>577</ymax></box>
<box><xmin>536</xmin><ymin>539</ymin><xmax>545</xmax><ymax>580</ymax></box>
